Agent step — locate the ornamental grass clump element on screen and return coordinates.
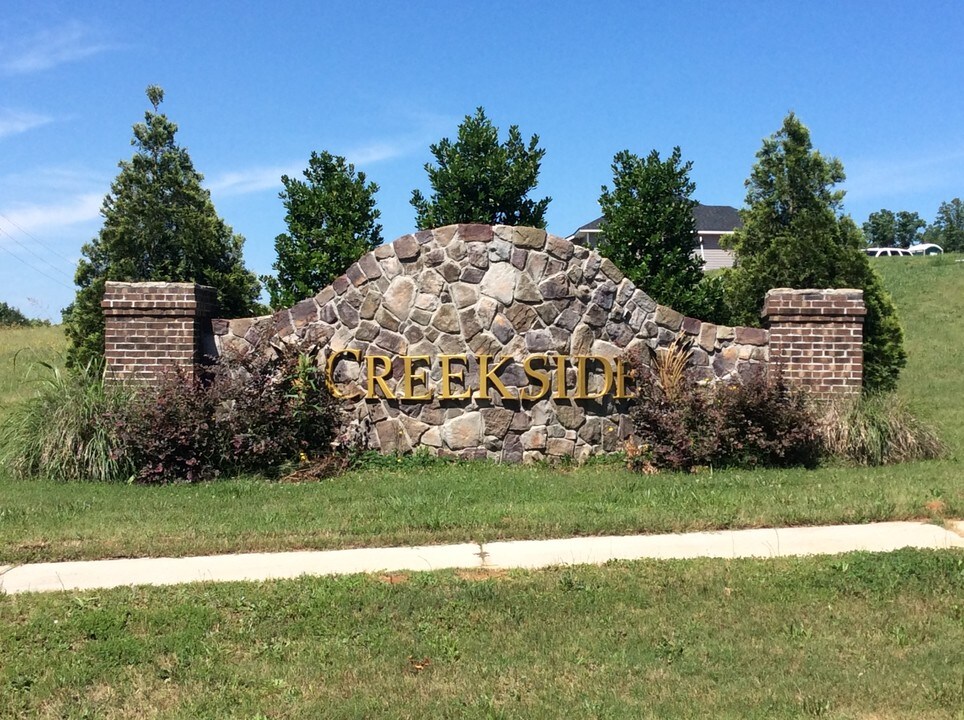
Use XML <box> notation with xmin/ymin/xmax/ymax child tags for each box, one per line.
<box><xmin>626</xmin><ymin>338</ymin><xmax>821</xmax><ymax>473</ymax></box>
<box><xmin>819</xmin><ymin>393</ymin><xmax>944</xmax><ymax>466</ymax></box>
<box><xmin>0</xmin><ymin>360</ymin><xmax>132</xmax><ymax>482</ymax></box>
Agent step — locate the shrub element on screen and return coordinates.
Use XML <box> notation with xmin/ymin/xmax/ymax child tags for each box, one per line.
<box><xmin>0</xmin><ymin>361</ymin><xmax>132</xmax><ymax>482</ymax></box>
<box><xmin>113</xmin><ymin>345</ymin><xmax>345</xmax><ymax>484</ymax></box>
<box><xmin>626</xmin><ymin>339</ymin><xmax>821</xmax><ymax>472</ymax></box>
<box><xmin>819</xmin><ymin>393</ymin><xmax>944</xmax><ymax>466</ymax></box>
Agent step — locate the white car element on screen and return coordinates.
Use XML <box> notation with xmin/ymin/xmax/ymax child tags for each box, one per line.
<box><xmin>865</xmin><ymin>247</ymin><xmax>912</xmax><ymax>257</ymax></box>
<box><xmin>908</xmin><ymin>243</ymin><xmax>944</xmax><ymax>255</ymax></box>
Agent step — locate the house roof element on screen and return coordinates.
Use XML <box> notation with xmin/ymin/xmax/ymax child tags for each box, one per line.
<box><xmin>571</xmin><ymin>203</ymin><xmax>743</xmax><ymax>236</ymax></box>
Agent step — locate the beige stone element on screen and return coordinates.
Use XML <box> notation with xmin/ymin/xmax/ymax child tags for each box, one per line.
<box><xmin>480</xmin><ymin>263</ymin><xmax>517</xmax><ymax>305</ymax></box>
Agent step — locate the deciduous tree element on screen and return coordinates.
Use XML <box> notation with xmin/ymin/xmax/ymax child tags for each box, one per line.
<box><xmin>863</xmin><ymin>209</ymin><xmax>925</xmax><ymax>248</ymax></box>
<box><xmin>264</xmin><ymin>151</ymin><xmax>382</xmax><ymax>308</ymax></box>
<box><xmin>411</xmin><ymin>108</ymin><xmax>550</xmax><ymax>229</ymax></box>
<box><xmin>926</xmin><ymin>198</ymin><xmax>964</xmax><ymax>252</ymax></box>
<box><xmin>597</xmin><ymin>148</ymin><xmax>725</xmax><ymax>320</ymax></box>
<box><xmin>63</xmin><ymin>86</ymin><xmax>260</xmax><ymax>368</ymax></box>
<box><xmin>725</xmin><ymin>113</ymin><xmax>905</xmax><ymax>392</ymax></box>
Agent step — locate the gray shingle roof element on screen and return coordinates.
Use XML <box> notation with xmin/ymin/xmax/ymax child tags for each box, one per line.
<box><xmin>572</xmin><ymin>204</ymin><xmax>742</xmax><ymax>236</ymax></box>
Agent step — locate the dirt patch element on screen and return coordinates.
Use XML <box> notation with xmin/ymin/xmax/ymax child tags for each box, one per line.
<box><xmin>456</xmin><ymin>568</ymin><xmax>508</xmax><ymax>582</ymax></box>
<box><xmin>376</xmin><ymin>573</ymin><xmax>410</xmax><ymax>585</ymax></box>
<box><xmin>924</xmin><ymin>499</ymin><xmax>947</xmax><ymax>515</ymax></box>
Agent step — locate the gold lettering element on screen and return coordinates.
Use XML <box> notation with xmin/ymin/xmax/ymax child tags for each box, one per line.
<box><xmin>574</xmin><ymin>356</ymin><xmax>614</xmax><ymax>400</ymax></box>
<box><xmin>521</xmin><ymin>355</ymin><xmax>551</xmax><ymax>400</ymax></box>
<box><xmin>439</xmin><ymin>354</ymin><xmax>471</xmax><ymax>400</ymax></box>
<box><xmin>365</xmin><ymin>355</ymin><xmax>396</xmax><ymax>399</ymax></box>
<box><xmin>476</xmin><ymin>354</ymin><xmax>513</xmax><ymax>399</ymax></box>
<box><xmin>402</xmin><ymin>355</ymin><xmax>432</xmax><ymax>400</ymax></box>
<box><xmin>615</xmin><ymin>357</ymin><xmax>633</xmax><ymax>399</ymax></box>
<box><xmin>552</xmin><ymin>354</ymin><xmax>570</xmax><ymax>399</ymax></box>
<box><xmin>326</xmin><ymin>348</ymin><xmax>362</xmax><ymax>399</ymax></box>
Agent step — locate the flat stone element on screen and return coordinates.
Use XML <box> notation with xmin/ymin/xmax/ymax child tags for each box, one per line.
<box><xmin>460</xmin><ymin>267</ymin><xmax>485</xmax><ymax>283</ymax></box>
<box><xmin>698</xmin><ymin>323</ymin><xmax>717</xmax><ymax>353</ymax></box>
<box><xmin>546</xmin><ymin>234</ymin><xmax>574</xmax><ymax>260</ymax></box>
<box><xmin>546</xmin><ymin>437</ymin><xmax>576</xmax><ymax>457</ymax></box>
<box><xmin>488</xmin><ymin>239</ymin><xmax>512</xmax><ymax>262</ymax></box>
<box><xmin>539</xmin><ymin>273</ymin><xmax>570</xmax><ymax>299</ymax></box>
<box><xmin>439</xmin><ymin>261</ymin><xmax>462</xmax><ymax>283</ymax></box>
<box><xmin>457</xmin><ymin>224</ymin><xmax>493</xmax><ymax>242</ymax></box>
<box><xmin>481</xmin><ymin>407</ymin><xmax>514</xmax><ymax>437</ymax></box>
<box><xmin>374</xmin><ymin>307</ymin><xmax>400</xmax><ymax>332</ymax></box>
<box><xmin>554</xmin><ymin>307</ymin><xmax>581</xmax><ymax>332</ymax></box>
<box><xmin>571</xmin><ymin>324</ymin><xmax>594</xmax><ymax>355</ymax></box>
<box><xmin>441</xmin><ymin>411</ymin><xmax>483</xmax><ymax>450</ymax></box>
<box><xmin>491</xmin><ymin>313</ymin><xmax>516</xmax><ymax>344</ymax></box>
<box><xmin>289</xmin><ymin>298</ymin><xmax>318</xmax><ymax>326</ymax></box>
<box><xmin>592</xmin><ymin>283</ymin><xmax>616</xmax><ymax>311</ymax></box>
<box><xmin>522</xmin><ymin>426</ymin><xmax>547</xmax><ymax>450</ymax></box>
<box><xmin>335</xmin><ymin>302</ymin><xmax>359</xmax><ymax>328</ymax></box>
<box><xmin>418</xmin><ymin>269</ymin><xmax>445</xmax><ymax>295</ymax></box>
<box><xmin>526</xmin><ymin>252</ymin><xmax>549</xmax><ymax>281</ymax></box>
<box><xmin>375</xmin><ymin>329</ymin><xmax>407</xmax><ymax>355</ymax></box>
<box><xmin>393</xmin><ymin>234</ymin><xmax>420</xmax><ymax>261</ymax></box>
<box><xmin>466</xmin><ymin>243</ymin><xmax>489</xmax><ymax>269</ymax></box>
<box><xmin>513</xmin><ymin>226</ymin><xmax>547</xmax><ymax>249</ymax></box>
<box><xmin>359</xmin><ymin>291</ymin><xmax>381</xmax><ymax>320</ymax></box>
<box><xmin>315</xmin><ymin>286</ymin><xmax>336</xmax><ymax>307</ymax></box>
<box><xmin>599</xmin><ymin>257</ymin><xmax>624</xmax><ymax>282</ymax></box>
<box><xmin>451</xmin><ymin>282</ymin><xmax>478</xmax><ymax>309</ymax></box>
<box><xmin>514</xmin><ymin>272</ymin><xmax>542</xmax><ymax>303</ymax></box>
<box><xmin>590</xmin><ymin>339</ymin><xmax>622</xmax><ymax>358</ymax></box>
<box><xmin>356</xmin><ymin>320</ymin><xmax>380</xmax><ymax>341</ymax></box>
<box><xmin>510</xmin><ymin>247</ymin><xmax>528</xmax><ymax>270</ymax></box>
<box><xmin>735</xmin><ymin>326</ymin><xmax>768</xmax><ymax>346</ymax></box>
<box><xmin>480</xmin><ymin>263</ymin><xmax>517</xmax><ymax>305</ymax></box>
<box><xmin>459</xmin><ymin>309</ymin><xmax>483</xmax><ymax>340</ymax></box>
<box><xmin>383</xmin><ymin>276</ymin><xmax>417</xmax><ymax>322</ymax></box>
<box><xmin>424</xmin><ymin>248</ymin><xmax>445</xmax><ymax>267</ymax></box>
<box><xmin>555</xmin><ymin>404</ymin><xmax>584</xmax><ymax>430</ymax></box>
<box><xmin>433</xmin><ymin>304</ymin><xmax>461</xmax><ymax>333</ymax></box>
<box><xmin>346</xmin><ymin>263</ymin><xmax>366</xmax><ymax>287</ymax></box>
<box><xmin>446</xmin><ymin>239</ymin><xmax>467</xmax><ymax>262</ymax></box>
<box><xmin>476</xmin><ymin>296</ymin><xmax>498</xmax><ymax>329</ymax></box>
<box><xmin>525</xmin><ymin>328</ymin><xmax>552</xmax><ymax>352</ymax></box>
<box><xmin>505</xmin><ymin>303</ymin><xmax>538</xmax><ymax>332</ymax></box>
<box><xmin>583</xmin><ymin>303</ymin><xmax>607</xmax><ymax>328</ymax></box>
<box><xmin>655</xmin><ymin>305</ymin><xmax>683</xmax><ymax>331</ymax></box>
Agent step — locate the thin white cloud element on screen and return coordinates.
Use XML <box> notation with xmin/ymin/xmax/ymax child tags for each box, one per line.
<box><xmin>208</xmin><ymin>140</ymin><xmax>414</xmax><ymax>198</ymax></box>
<box><xmin>0</xmin><ymin>193</ymin><xmax>103</xmax><ymax>235</ymax></box>
<box><xmin>0</xmin><ymin>109</ymin><xmax>53</xmax><ymax>138</ymax></box>
<box><xmin>208</xmin><ymin>165</ymin><xmax>299</xmax><ymax>197</ymax></box>
<box><xmin>1</xmin><ymin>21</ymin><xmax>111</xmax><ymax>75</ymax></box>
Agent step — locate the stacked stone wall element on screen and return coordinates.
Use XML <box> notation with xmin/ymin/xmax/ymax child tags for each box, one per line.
<box><xmin>214</xmin><ymin>225</ymin><xmax>768</xmax><ymax>462</ymax></box>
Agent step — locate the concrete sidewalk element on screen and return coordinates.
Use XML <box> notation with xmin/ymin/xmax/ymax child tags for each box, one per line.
<box><xmin>2</xmin><ymin>520</ymin><xmax>963</xmax><ymax>595</ymax></box>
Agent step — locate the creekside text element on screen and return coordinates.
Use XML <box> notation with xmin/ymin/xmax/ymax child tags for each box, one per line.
<box><xmin>326</xmin><ymin>351</ymin><xmax>633</xmax><ymax>402</ymax></box>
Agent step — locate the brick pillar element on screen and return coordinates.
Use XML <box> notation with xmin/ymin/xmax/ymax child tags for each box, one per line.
<box><xmin>762</xmin><ymin>288</ymin><xmax>866</xmax><ymax>397</ymax></box>
<box><xmin>102</xmin><ymin>281</ymin><xmax>219</xmax><ymax>383</ymax></box>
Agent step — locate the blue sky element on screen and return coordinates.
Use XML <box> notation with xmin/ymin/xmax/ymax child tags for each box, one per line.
<box><xmin>2</xmin><ymin>1</ymin><xmax>963</xmax><ymax>321</ymax></box>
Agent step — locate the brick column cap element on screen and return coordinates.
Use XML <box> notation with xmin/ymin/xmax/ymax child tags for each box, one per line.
<box><xmin>762</xmin><ymin>288</ymin><xmax>866</xmax><ymax>322</ymax></box>
<box><xmin>102</xmin><ymin>281</ymin><xmax>218</xmax><ymax>318</ymax></box>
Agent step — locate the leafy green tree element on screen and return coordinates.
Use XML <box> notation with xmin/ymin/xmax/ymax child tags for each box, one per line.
<box><xmin>0</xmin><ymin>301</ymin><xmax>33</xmax><ymax>326</ymax></box>
<box><xmin>597</xmin><ymin>148</ymin><xmax>725</xmax><ymax>321</ymax></box>
<box><xmin>725</xmin><ymin>113</ymin><xmax>906</xmax><ymax>392</ymax></box>
<box><xmin>63</xmin><ymin>86</ymin><xmax>260</xmax><ymax>368</ymax></box>
<box><xmin>926</xmin><ymin>198</ymin><xmax>964</xmax><ymax>252</ymax></box>
<box><xmin>264</xmin><ymin>151</ymin><xmax>382</xmax><ymax>309</ymax></box>
<box><xmin>863</xmin><ymin>209</ymin><xmax>925</xmax><ymax>248</ymax></box>
<box><xmin>411</xmin><ymin>107</ymin><xmax>550</xmax><ymax>229</ymax></box>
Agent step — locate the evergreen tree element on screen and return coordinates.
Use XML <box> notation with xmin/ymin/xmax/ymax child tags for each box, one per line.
<box><xmin>63</xmin><ymin>86</ymin><xmax>260</xmax><ymax>368</ymax></box>
<box><xmin>264</xmin><ymin>151</ymin><xmax>381</xmax><ymax>309</ymax></box>
<box><xmin>725</xmin><ymin>113</ymin><xmax>906</xmax><ymax>392</ymax></box>
<box><xmin>411</xmin><ymin>107</ymin><xmax>550</xmax><ymax>229</ymax></box>
<box><xmin>598</xmin><ymin>148</ymin><xmax>725</xmax><ymax>320</ymax></box>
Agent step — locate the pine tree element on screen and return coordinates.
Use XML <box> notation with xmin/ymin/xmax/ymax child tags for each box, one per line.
<box><xmin>725</xmin><ymin>113</ymin><xmax>905</xmax><ymax>392</ymax></box>
<box><xmin>64</xmin><ymin>86</ymin><xmax>260</xmax><ymax>368</ymax></box>
<box><xmin>598</xmin><ymin>147</ymin><xmax>725</xmax><ymax>320</ymax></box>
<box><xmin>411</xmin><ymin>107</ymin><xmax>550</xmax><ymax>229</ymax></box>
<box><xmin>264</xmin><ymin>151</ymin><xmax>382</xmax><ymax>309</ymax></box>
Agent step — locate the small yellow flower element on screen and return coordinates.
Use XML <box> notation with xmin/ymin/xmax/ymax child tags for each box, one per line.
<box><xmin>299</xmin><ymin>451</ymin><xmax>309</xmax><ymax>463</ymax></box>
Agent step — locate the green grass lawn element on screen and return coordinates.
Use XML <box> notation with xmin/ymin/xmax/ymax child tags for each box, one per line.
<box><xmin>3</xmin><ymin>549</ymin><xmax>962</xmax><ymax>718</ymax></box>
<box><xmin>2</xmin><ymin>259</ymin><xmax>964</xmax><ymax>718</ymax></box>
